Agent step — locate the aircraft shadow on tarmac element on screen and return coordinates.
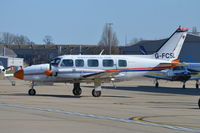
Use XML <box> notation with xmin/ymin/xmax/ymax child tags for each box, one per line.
<box><xmin>0</xmin><ymin>93</ymin><xmax>81</xmax><ymax>98</ymax></box>
<box><xmin>1</xmin><ymin>93</ymin><xmax>130</xmax><ymax>98</ymax></box>
<box><xmin>84</xmin><ymin>86</ymin><xmax>200</xmax><ymax>96</ymax></box>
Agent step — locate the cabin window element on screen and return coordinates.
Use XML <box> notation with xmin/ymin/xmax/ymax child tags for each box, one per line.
<box><xmin>118</xmin><ymin>60</ymin><xmax>127</xmax><ymax>67</ymax></box>
<box><xmin>103</xmin><ymin>59</ymin><xmax>114</xmax><ymax>67</ymax></box>
<box><xmin>88</xmin><ymin>59</ymin><xmax>99</xmax><ymax>67</ymax></box>
<box><xmin>60</xmin><ymin>59</ymin><xmax>74</xmax><ymax>67</ymax></box>
<box><xmin>75</xmin><ymin>59</ymin><xmax>84</xmax><ymax>67</ymax></box>
<box><xmin>50</xmin><ymin>58</ymin><xmax>61</xmax><ymax>67</ymax></box>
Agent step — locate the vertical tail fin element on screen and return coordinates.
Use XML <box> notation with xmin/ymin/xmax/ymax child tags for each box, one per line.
<box><xmin>153</xmin><ymin>27</ymin><xmax>189</xmax><ymax>61</ymax></box>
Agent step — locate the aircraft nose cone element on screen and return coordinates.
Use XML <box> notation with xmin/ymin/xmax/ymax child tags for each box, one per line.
<box><xmin>14</xmin><ymin>69</ymin><xmax>24</xmax><ymax>80</ymax></box>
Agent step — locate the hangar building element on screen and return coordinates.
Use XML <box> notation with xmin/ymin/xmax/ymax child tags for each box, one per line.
<box><xmin>120</xmin><ymin>33</ymin><xmax>200</xmax><ymax>62</ymax></box>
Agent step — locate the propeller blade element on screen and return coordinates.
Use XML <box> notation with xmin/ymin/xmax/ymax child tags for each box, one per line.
<box><xmin>44</xmin><ymin>70</ymin><xmax>53</xmax><ymax>76</ymax></box>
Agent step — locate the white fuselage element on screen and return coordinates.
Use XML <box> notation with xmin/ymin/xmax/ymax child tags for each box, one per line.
<box><xmin>23</xmin><ymin>55</ymin><xmax>170</xmax><ymax>83</ymax></box>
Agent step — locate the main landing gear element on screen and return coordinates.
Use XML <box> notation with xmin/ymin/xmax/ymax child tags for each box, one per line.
<box><xmin>73</xmin><ymin>80</ymin><xmax>102</xmax><ymax>97</ymax></box>
<box><xmin>182</xmin><ymin>82</ymin><xmax>186</xmax><ymax>89</ymax></box>
<box><xmin>28</xmin><ymin>82</ymin><xmax>36</xmax><ymax>96</ymax></box>
<box><xmin>198</xmin><ymin>98</ymin><xmax>200</xmax><ymax>109</ymax></box>
<box><xmin>72</xmin><ymin>83</ymin><xmax>82</xmax><ymax>96</ymax></box>
<box><xmin>27</xmin><ymin>81</ymin><xmax>102</xmax><ymax>97</ymax></box>
<box><xmin>196</xmin><ymin>80</ymin><xmax>199</xmax><ymax>89</ymax></box>
<box><xmin>92</xmin><ymin>80</ymin><xmax>102</xmax><ymax>97</ymax></box>
<box><xmin>154</xmin><ymin>79</ymin><xmax>159</xmax><ymax>88</ymax></box>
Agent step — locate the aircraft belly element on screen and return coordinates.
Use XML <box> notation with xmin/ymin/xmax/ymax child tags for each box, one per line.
<box><xmin>126</xmin><ymin>71</ymin><xmax>147</xmax><ymax>79</ymax></box>
<box><xmin>24</xmin><ymin>75</ymin><xmax>47</xmax><ymax>81</ymax></box>
<box><xmin>58</xmin><ymin>73</ymin><xmax>81</xmax><ymax>79</ymax></box>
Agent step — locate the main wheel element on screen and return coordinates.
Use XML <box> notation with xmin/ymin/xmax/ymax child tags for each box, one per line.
<box><xmin>73</xmin><ymin>88</ymin><xmax>82</xmax><ymax>96</ymax></box>
<box><xmin>196</xmin><ymin>84</ymin><xmax>199</xmax><ymax>89</ymax></box>
<box><xmin>92</xmin><ymin>89</ymin><xmax>101</xmax><ymax>97</ymax></box>
<box><xmin>155</xmin><ymin>82</ymin><xmax>159</xmax><ymax>88</ymax></box>
<box><xmin>28</xmin><ymin>89</ymin><xmax>36</xmax><ymax>96</ymax></box>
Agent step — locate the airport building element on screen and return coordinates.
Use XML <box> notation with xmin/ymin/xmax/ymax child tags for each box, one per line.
<box><xmin>0</xmin><ymin>46</ymin><xmax>23</xmax><ymax>68</ymax></box>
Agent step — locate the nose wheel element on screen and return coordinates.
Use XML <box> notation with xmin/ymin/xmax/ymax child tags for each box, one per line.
<box><xmin>28</xmin><ymin>88</ymin><xmax>36</xmax><ymax>96</ymax></box>
<box><xmin>28</xmin><ymin>82</ymin><xmax>36</xmax><ymax>96</ymax></box>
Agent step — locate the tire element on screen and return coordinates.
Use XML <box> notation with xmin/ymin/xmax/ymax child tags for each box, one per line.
<box><xmin>92</xmin><ymin>89</ymin><xmax>101</xmax><ymax>97</ymax></box>
<box><xmin>73</xmin><ymin>88</ymin><xmax>82</xmax><ymax>96</ymax></box>
<box><xmin>28</xmin><ymin>89</ymin><xmax>36</xmax><ymax>96</ymax></box>
<box><xmin>183</xmin><ymin>84</ymin><xmax>185</xmax><ymax>89</ymax></box>
<box><xmin>11</xmin><ymin>81</ymin><xmax>16</xmax><ymax>86</ymax></box>
<box><xmin>155</xmin><ymin>82</ymin><xmax>159</xmax><ymax>88</ymax></box>
<box><xmin>196</xmin><ymin>84</ymin><xmax>199</xmax><ymax>89</ymax></box>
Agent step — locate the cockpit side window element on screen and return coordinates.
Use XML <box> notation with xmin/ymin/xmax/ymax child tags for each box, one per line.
<box><xmin>50</xmin><ymin>58</ymin><xmax>61</xmax><ymax>67</ymax></box>
<box><xmin>60</xmin><ymin>59</ymin><xmax>74</xmax><ymax>67</ymax></box>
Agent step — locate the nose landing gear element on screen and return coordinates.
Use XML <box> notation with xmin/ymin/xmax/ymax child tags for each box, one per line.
<box><xmin>28</xmin><ymin>82</ymin><xmax>36</xmax><ymax>96</ymax></box>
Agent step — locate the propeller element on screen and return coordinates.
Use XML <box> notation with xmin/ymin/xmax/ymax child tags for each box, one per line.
<box><xmin>44</xmin><ymin>63</ymin><xmax>53</xmax><ymax>76</ymax></box>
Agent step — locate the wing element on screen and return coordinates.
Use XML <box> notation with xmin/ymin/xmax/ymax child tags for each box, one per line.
<box><xmin>190</xmin><ymin>72</ymin><xmax>200</xmax><ymax>80</ymax></box>
<box><xmin>157</xmin><ymin>62</ymin><xmax>187</xmax><ymax>69</ymax></box>
<box><xmin>145</xmin><ymin>72</ymin><xmax>172</xmax><ymax>80</ymax></box>
<box><xmin>190</xmin><ymin>77</ymin><xmax>200</xmax><ymax>80</ymax></box>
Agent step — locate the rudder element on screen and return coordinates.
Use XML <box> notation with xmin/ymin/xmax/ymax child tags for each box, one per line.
<box><xmin>153</xmin><ymin>27</ymin><xmax>189</xmax><ymax>61</ymax></box>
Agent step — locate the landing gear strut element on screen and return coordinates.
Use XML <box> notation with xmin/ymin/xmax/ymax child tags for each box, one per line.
<box><xmin>182</xmin><ymin>82</ymin><xmax>186</xmax><ymax>89</ymax></box>
<box><xmin>28</xmin><ymin>82</ymin><xmax>36</xmax><ymax>96</ymax></box>
<box><xmin>92</xmin><ymin>80</ymin><xmax>102</xmax><ymax>97</ymax></box>
<box><xmin>196</xmin><ymin>80</ymin><xmax>199</xmax><ymax>89</ymax></box>
<box><xmin>72</xmin><ymin>83</ymin><xmax>82</xmax><ymax>96</ymax></box>
<box><xmin>155</xmin><ymin>79</ymin><xmax>159</xmax><ymax>88</ymax></box>
<box><xmin>198</xmin><ymin>98</ymin><xmax>200</xmax><ymax>109</ymax></box>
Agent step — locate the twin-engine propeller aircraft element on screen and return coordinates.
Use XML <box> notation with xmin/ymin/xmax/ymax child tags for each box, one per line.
<box><xmin>145</xmin><ymin>63</ymin><xmax>200</xmax><ymax>88</ymax></box>
<box><xmin>14</xmin><ymin>27</ymin><xmax>189</xmax><ymax>97</ymax></box>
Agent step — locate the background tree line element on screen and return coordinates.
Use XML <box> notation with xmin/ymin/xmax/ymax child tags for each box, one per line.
<box><xmin>0</xmin><ymin>32</ymin><xmax>35</xmax><ymax>45</ymax></box>
<box><xmin>0</xmin><ymin>32</ymin><xmax>54</xmax><ymax>45</ymax></box>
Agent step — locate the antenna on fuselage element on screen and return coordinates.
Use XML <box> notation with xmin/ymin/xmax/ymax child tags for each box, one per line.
<box><xmin>99</xmin><ymin>49</ymin><xmax>104</xmax><ymax>55</ymax></box>
<box><xmin>79</xmin><ymin>45</ymin><xmax>82</xmax><ymax>55</ymax></box>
